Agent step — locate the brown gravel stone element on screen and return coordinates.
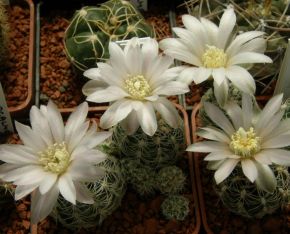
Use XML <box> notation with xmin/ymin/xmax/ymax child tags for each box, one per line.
<box><xmin>144</xmin><ymin>218</ymin><xmax>158</xmax><ymax>234</ymax></box>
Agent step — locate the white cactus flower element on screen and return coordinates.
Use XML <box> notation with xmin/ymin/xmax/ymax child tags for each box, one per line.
<box><xmin>187</xmin><ymin>94</ymin><xmax>290</xmax><ymax>193</ymax></box>
<box><xmin>82</xmin><ymin>37</ymin><xmax>189</xmax><ymax>136</ymax></box>
<box><xmin>160</xmin><ymin>8</ymin><xmax>272</xmax><ymax>106</ymax></box>
<box><xmin>0</xmin><ymin>101</ymin><xmax>112</xmax><ymax>223</ymax></box>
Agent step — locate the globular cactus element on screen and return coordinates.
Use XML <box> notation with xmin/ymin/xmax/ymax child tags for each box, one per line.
<box><xmin>51</xmin><ymin>155</ymin><xmax>126</xmax><ymax>230</ymax></box>
<box><xmin>121</xmin><ymin>158</ymin><xmax>156</xmax><ymax>196</ymax></box>
<box><xmin>112</xmin><ymin>117</ymin><xmax>186</xmax><ymax>169</ymax></box>
<box><xmin>0</xmin><ymin>1</ymin><xmax>9</xmax><ymax>66</ymax></box>
<box><xmin>161</xmin><ymin>195</ymin><xmax>190</xmax><ymax>221</ymax></box>
<box><xmin>214</xmin><ymin>165</ymin><xmax>290</xmax><ymax>218</ymax></box>
<box><xmin>156</xmin><ymin>166</ymin><xmax>186</xmax><ymax>195</ymax></box>
<box><xmin>64</xmin><ymin>0</ymin><xmax>154</xmax><ymax>71</ymax></box>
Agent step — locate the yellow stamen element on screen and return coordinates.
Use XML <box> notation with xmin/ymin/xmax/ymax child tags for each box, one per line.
<box><xmin>39</xmin><ymin>142</ymin><xmax>70</xmax><ymax>174</ymax></box>
<box><xmin>230</xmin><ymin>127</ymin><xmax>261</xmax><ymax>158</ymax></box>
<box><xmin>202</xmin><ymin>45</ymin><xmax>227</xmax><ymax>68</ymax></box>
<box><xmin>124</xmin><ymin>75</ymin><xmax>151</xmax><ymax>100</ymax></box>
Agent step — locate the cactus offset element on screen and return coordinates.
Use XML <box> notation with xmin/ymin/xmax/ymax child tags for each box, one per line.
<box><xmin>214</xmin><ymin>165</ymin><xmax>290</xmax><ymax>218</ymax></box>
<box><xmin>64</xmin><ymin>0</ymin><xmax>154</xmax><ymax>71</ymax></box>
<box><xmin>156</xmin><ymin>166</ymin><xmax>186</xmax><ymax>195</ymax></box>
<box><xmin>161</xmin><ymin>195</ymin><xmax>190</xmax><ymax>221</ymax></box>
<box><xmin>51</xmin><ymin>155</ymin><xmax>126</xmax><ymax>230</ymax></box>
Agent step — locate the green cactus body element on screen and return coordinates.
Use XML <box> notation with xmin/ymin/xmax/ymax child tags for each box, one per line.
<box><xmin>51</xmin><ymin>155</ymin><xmax>126</xmax><ymax>230</ymax></box>
<box><xmin>156</xmin><ymin>166</ymin><xmax>186</xmax><ymax>195</ymax></box>
<box><xmin>214</xmin><ymin>165</ymin><xmax>290</xmax><ymax>218</ymax></box>
<box><xmin>121</xmin><ymin>158</ymin><xmax>156</xmax><ymax>196</ymax></box>
<box><xmin>64</xmin><ymin>0</ymin><xmax>154</xmax><ymax>71</ymax></box>
<box><xmin>111</xmin><ymin>117</ymin><xmax>185</xmax><ymax>196</ymax></box>
<box><xmin>161</xmin><ymin>195</ymin><xmax>190</xmax><ymax>221</ymax></box>
<box><xmin>112</xmin><ymin>118</ymin><xmax>185</xmax><ymax>169</ymax></box>
<box><xmin>0</xmin><ymin>2</ymin><xmax>9</xmax><ymax>66</ymax></box>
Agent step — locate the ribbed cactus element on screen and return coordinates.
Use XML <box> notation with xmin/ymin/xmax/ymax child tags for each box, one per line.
<box><xmin>121</xmin><ymin>158</ymin><xmax>156</xmax><ymax>196</ymax></box>
<box><xmin>156</xmin><ymin>166</ymin><xmax>186</xmax><ymax>195</ymax></box>
<box><xmin>51</xmin><ymin>155</ymin><xmax>126</xmax><ymax>230</ymax></box>
<box><xmin>214</xmin><ymin>165</ymin><xmax>290</xmax><ymax>218</ymax></box>
<box><xmin>0</xmin><ymin>1</ymin><xmax>9</xmax><ymax>66</ymax></box>
<box><xmin>64</xmin><ymin>0</ymin><xmax>154</xmax><ymax>71</ymax></box>
<box><xmin>161</xmin><ymin>195</ymin><xmax>190</xmax><ymax>221</ymax></box>
<box><xmin>112</xmin><ymin>117</ymin><xmax>186</xmax><ymax>169</ymax></box>
<box><xmin>183</xmin><ymin>0</ymin><xmax>289</xmax><ymax>94</ymax></box>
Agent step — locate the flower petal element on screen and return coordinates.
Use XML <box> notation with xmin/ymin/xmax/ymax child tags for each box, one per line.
<box><xmin>186</xmin><ymin>141</ymin><xmax>228</xmax><ymax>152</ymax></box>
<box><xmin>217</xmin><ymin>8</ymin><xmax>236</xmax><ymax>49</ymax></box>
<box><xmin>15</xmin><ymin>121</ymin><xmax>46</xmax><ymax>152</ymax></box>
<box><xmin>197</xmin><ymin>127</ymin><xmax>230</xmax><ymax>143</ymax></box>
<box><xmin>120</xmin><ymin>111</ymin><xmax>139</xmax><ymax>135</ymax></box>
<box><xmin>241</xmin><ymin>159</ymin><xmax>258</xmax><ymax>183</ymax></box>
<box><xmin>153</xmin><ymin>97</ymin><xmax>180</xmax><ymax>128</ymax></box>
<box><xmin>212</xmin><ymin>68</ymin><xmax>226</xmax><ymax>86</ymax></box>
<box><xmin>74</xmin><ymin>181</ymin><xmax>94</xmax><ymax>204</ymax></box>
<box><xmin>262</xmin><ymin>134</ymin><xmax>290</xmax><ymax>149</ymax></box>
<box><xmin>204</xmin><ymin>101</ymin><xmax>235</xmax><ymax>136</ymax></box>
<box><xmin>258</xmin><ymin>149</ymin><xmax>290</xmax><ymax>166</ymax></box>
<box><xmin>15</xmin><ymin>183</ymin><xmax>39</xmax><ymax>200</ymax></box>
<box><xmin>82</xmin><ymin>80</ymin><xmax>108</xmax><ymax>96</ymax></box>
<box><xmin>241</xmin><ymin>93</ymin><xmax>253</xmax><ymax>129</ymax></box>
<box><xmin>225</xmin><ymin>102</ymin><xmax>243</xmax><ymax>130</ymax></box>
<box><xmin>213</xmin><ymin>79</ymin><xmax>229</xmax><ymax>107</ymax></box>
<box><xmin>214</xmin><ymin>158</ymin><xmax>239</xmax><ymax>184</ymax></box>
<box><xmin>69</xmin><ymin>162</ymin><xmax>105</xmax><ymax>182</ymax></box>
<box><xmin>58</xmin><ymin>174</ymin><xmax>76</xmax><ymax>205</ymax></box>
<box><xmin>228</xmin><ymin>52</ymin><xmax>272</xmax><ymax>66</ymax></box>
<box><xmin>47</xmin><ymin>100</ymin><xmax>65</xmax><ymax>143</ymax></box>
<box><xmin>83</xmin><ymin>68</ymin><xmax>102</xmax><ymax>81</ymax></box>
<box><xmin>137</xmin><ymin>102</ymin><xmax>157</xmax><ymax>136</ymax></box>
<box><xmin>225</xmin><ymin>66</ymin><xmax>256</xmax><ymax>95</ymax></box>
<box><xmin>204</xmin><ymin>151</ymin><xmax>239</xmax><ymax>161</ymax></box>
<box><xmin>31</xmin><ymin>185</ymin><xmax>59</xmax><ymax>224</ymax></box>
<box><xmin>100</xmin><ymin>100</ymin><xmax>133</xmax><ymax>129</ymax></box>
<box><xmin>38</xmin><ymin>173</ymin><xmax>57</xmax><ymax>195</ymax></box>
<box><xmin>86</xmin><ymin>86</ymin><xmax>129</xmax><ymax>103</ymax></box>
<box><xmin>191</xmin><ymin>67</ymin><xmax>212</xmax><ymax>84</ymax></box>
<box><xmin>255</xmin><ymin>163</ymin><xmax>277</xmax><ymax>193</ymax></box>
<box><xmin>153</xmin><ymin>81</ymin><xmax>189</xmax><ymax>96</ymax></box>
<box><xmin>0</xmin><ymin>145</ymin><xmax>38</xmax><ymax>164</ymax></box>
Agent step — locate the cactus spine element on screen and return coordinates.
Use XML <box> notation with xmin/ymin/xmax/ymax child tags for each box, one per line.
<box><xmin>161</xmin><ymin>195</ymin><xmax>190</xmax><ymax>221</ymax></box>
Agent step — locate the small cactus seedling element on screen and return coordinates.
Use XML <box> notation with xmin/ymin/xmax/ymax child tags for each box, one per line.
<box><xmin>51</xmin><ymin>155</ymin><xmax>126</xmax><ymax>230</ymax></box>
<box><xmin>121</xmin><ymin>158</ymin><xmax>156</xmax><ymax>196</ymax></box>
<box><xmin>161</xmin><ymin>195</ymin><xmax>190</xmax><ymax>221</ymax></box>
<box><xmin>214</xmin><ymin>165</ymin><xmax>290</xmax><ymax>218</ymax></box>
<box><xmin>156</xmin><ymin>166</ymin><xmax>186</xmax><ymax>195</ymax></box>
<box><xmin>64</xmin><ymin>0</ymin><xmax>154</xmax><ymax>71</ymax></box>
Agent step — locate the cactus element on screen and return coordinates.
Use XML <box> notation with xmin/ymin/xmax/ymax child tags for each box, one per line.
<box><xmin>161</xmin><ymin>195</ymin><xmax>190</xmax><ymax>221</ymax></box>
<box><xmin>51</xmin><ymin>155</ymin><xmax>126</xmax><ymax>230</ymax></box>
<box><xmin>111</xmin><ymin>117</ymin><xmax>186</xmax><ymax>169</ymax></box>
<box><xmin>214</xmin><ymin>165</ymin><xmax>290</xmax><ymax>218</ymax></box>
<box><xmin>156</xmin><ymin>166</ymin><xmax>186</xmax><ymax>195</ymax></box>
<box><xmin>181</xmin><ymin>0</ymin><xmax>289</xmax><ymax>95</ymax></box>
<box><xmin>0</xmin><ymin>1</ymin><xmax>9</xmax><ymax>66</ymax></box>
<box><xmin>121</xmin><ymin>158</ymin><xmax>156</xmax><ymax>196</ymax></box>
<box><xmin>64</xmin><ymin>0</ymin><xmax>154</xmax><ymax>71</ymax></box>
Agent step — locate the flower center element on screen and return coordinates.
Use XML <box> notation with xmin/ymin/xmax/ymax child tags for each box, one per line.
<box><xmin>124</xmin><ymin>75</ymin><xmax>151</xmax><ymax>100</ymax></box>
<box><xmin>230</xmin><ymin>127</ymin><xmax>261</xmax><ymax>158</ymax></box>
<box><xmin>202</xmin><ymin>45</ymin><xmax>227</xmax><ymax>68</ymax></box>
<box><xmin>39</xmin><ymin>142</ymin><xmax>70</xmax><ymax>174</ymax></box>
